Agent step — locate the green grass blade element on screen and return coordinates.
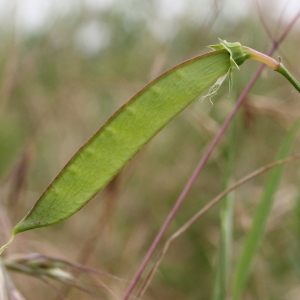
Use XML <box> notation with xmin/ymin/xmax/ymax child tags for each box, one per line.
<box><xmin>233</xmin><ymin>119</ymin><xmax>300</xmax><ymax>300</ymax></box>
<box><xmin>212</xmin><ymin>119</ymin><xmax>236</xmax><ymax>300</ymax></box>
<box><xmin>12</xmin><ymin>50</ymin><xmax>231</xmax><ymax>234</ymax></box>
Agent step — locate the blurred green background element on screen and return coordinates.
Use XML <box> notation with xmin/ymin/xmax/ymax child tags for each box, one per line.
<box><xmin>0</xmin><ymin>0</ymin><xmax>300</xmax><ymax>299</ymax></box>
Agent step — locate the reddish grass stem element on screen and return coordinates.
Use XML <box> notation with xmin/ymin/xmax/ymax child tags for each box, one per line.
<box><xmin>122</xmin><ymin>13</ymin><xmax>300</xmax><ymax>300</ymax></box>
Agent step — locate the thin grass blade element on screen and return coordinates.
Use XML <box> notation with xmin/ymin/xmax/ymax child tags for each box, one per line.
<box><xmin>233</xmin><ymin>119</ymin><xmax>300</xmax><ymax>300</ymax></box>
<box><xmin>212</xmin><ymin>119</ymin><xmax>237</xmax><ymax>300</ymax></box>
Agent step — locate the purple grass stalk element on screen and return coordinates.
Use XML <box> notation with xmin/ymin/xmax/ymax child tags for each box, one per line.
<box><xmin>122</xmin><ymin>12</ymin><xmax>300</xmax><ymax>300</ymax></box>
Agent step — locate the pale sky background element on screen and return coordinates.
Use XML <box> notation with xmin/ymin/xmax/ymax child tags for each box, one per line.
<box><xmin>0</xmin><ymin>0</ymin><xmax>299</xmax><ymax>55</ymax></box>
<box><xmin>4</xmin><ymin>0</ymin><xmax>299</xmax><ymax>28</ymax></box>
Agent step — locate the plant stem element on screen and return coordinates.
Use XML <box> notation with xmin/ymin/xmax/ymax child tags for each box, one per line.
<box><xmin>276</xmin><ymin>62</ymin><xmax>300</xmax><ymax>92</ymax></box>
<box><xmin>245</xmin><ymin>46</ymin><xmax>300</xmax><ymax>92</ymax></box>
<box><xmin>244</xmin><ymin>47</ymin><xmax>279</xmax><ymax>70</ymax></box>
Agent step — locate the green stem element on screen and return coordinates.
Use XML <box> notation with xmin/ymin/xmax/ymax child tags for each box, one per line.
<box><xmin>276</xmin><ymin>62</ymin><xmax>300</xmax><ymax>92</ymax></box>
<box><xmin>0</xmin><ymin>234</ymin><xmax>15</xmax><ymax>255</ymax></box>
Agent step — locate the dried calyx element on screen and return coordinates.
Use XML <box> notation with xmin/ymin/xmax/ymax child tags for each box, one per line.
<box><xmin>210</xmin><ymin>38</ymin><xmax>300</xmax><ymax>93</ymax></box>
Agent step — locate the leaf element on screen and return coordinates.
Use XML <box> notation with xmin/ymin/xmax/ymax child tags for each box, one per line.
<box><xmin>232</xmin><ymin>119</ymin><xmax>300</xmax><ymax>300</ymax></box>
<box><xmin>11</xmin><ymin>50</ymin><xmax>231</xmax><ymax>235</ymax></box>
<box><xmin>213</xmin><ymin>120</ymin><xmax>237</xmax><ymax>300</ymax></box>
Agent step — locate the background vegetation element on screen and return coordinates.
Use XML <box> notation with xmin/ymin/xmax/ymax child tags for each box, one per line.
<box><xmin>0</xmin><ymin>0</ymin><xmax>300</xmax><ymax>299</ymax></box>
